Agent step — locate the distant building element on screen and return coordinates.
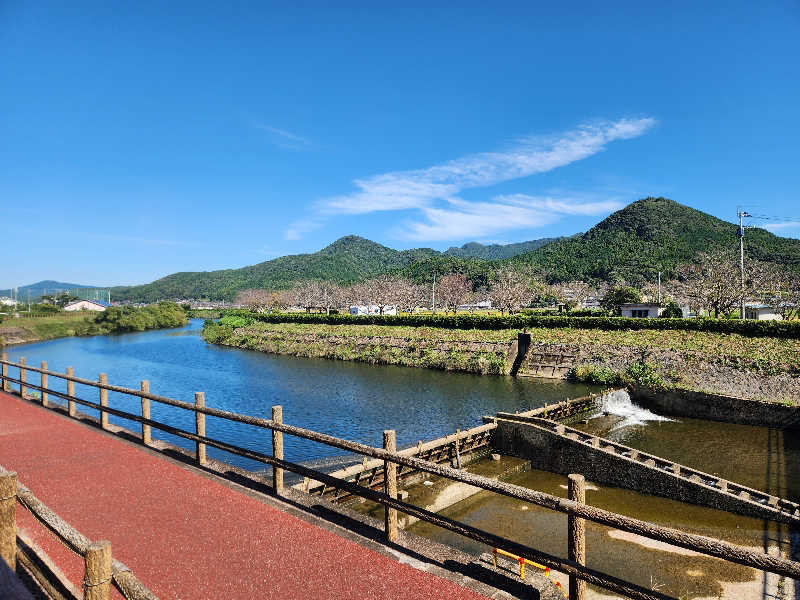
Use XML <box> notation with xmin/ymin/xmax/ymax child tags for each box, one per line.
<box><xmin>457</xmin><ymin>300</ymin><xmax>492</xmax><ymax>311</ymax></box>
<box><xmin>620</xmin><ymin>303</ymin><xmax>662</xmax><ymax>318</ymax></box>
<box><xmin>0</xmin><ymin>297</ymin><xmax>18</xmax><ymax>307</ymax></box>
<box><xmin>63</xmin><ymin>299</ymin><xmax>110</xmax><ymax>312</ymax></box>
<box><xmin>744</xmin><ymin>304</ymin><xmax>782</xmax><ymax>321</ymax></box>
<box><xmin>349</xmin><ymin>305</ymin><xmax>397</xmax><ymax>316</ymax></box>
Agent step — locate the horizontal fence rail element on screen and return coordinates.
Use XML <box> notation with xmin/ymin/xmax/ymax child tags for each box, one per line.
<box><xmin>1</xmin><ymin>355</ymin><xmax>799</xmax><ymax>600</ymax></box>
<box><xmin>0</xmin><ymin>466</ymin><xmax>158</xmax><ymax>600</ymax></box>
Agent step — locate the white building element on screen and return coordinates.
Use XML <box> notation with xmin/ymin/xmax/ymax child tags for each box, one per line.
<box><xmin>744</xmin><ymin>304</ymin><xmax>783</xmax><ymax>321</ymax></box>
<box><xmin>63</xmin><ymin>300</ymin><xmax>110</xmax><ymax>312</ymax></box>
<box><xmin>0</xmin><ymin>297</ymin><xmax>18</xmax><ymax>307</ymax></box>
<box><xmin>620</xmin><ymin>303</ymin><xmax>662</xmax><ymax>318</ymax></box>
<box><xmin>349</xmin><ymin>305</ymin><xmax>397</xmax><ymax>316</ymax></box>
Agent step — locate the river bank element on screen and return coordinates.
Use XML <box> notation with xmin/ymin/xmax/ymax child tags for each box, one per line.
<box><xmin>0</xmin><ymin>303</ymin><xmax>189</xmax><ymax>347</ymax></box>
<box><xmin>204</xmin><ymin>320</ymin><xmax>800</xmax><ymax>403</ymax></box>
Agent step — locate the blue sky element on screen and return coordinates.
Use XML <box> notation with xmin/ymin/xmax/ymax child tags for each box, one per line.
<box><xmin>2</xmin><ymin>1</ymin><xmax>799</xmax><ymax>288</ymax></box>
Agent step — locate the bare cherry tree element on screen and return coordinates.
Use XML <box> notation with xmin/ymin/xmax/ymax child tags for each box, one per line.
<box><xmin>491</xmin><ymin>268</ymin><xmax>532</xmax><ymax>315</ymax></box>
<box><xmin>235</xmin><ymin>289</ymin><xmax>271</xmax><ymax>311</ymax></box>
<box><xmin>435</xmin><ymin>273</ymin><xmax>471</xmax><ymax>314</ymax></box>
<box><xmin>673</xmin><ymin>249</ymin><xmax>767</xmax><ymax>317</ymax></box>
<box><xmin>552</xmin><ymin>281</ymin><xmax>593</xmax><ymax>310</ymax></box>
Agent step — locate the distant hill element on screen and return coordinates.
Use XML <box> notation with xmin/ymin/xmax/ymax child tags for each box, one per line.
<box><xmin>443</xmin><ymin>238</ymin><xmax>562</xmax><ymax>260</ymax></box>
<box><xmin>510</xmin><ymin>197</ymin><xmax>800</xmax><ymax>283</ymax></box>
<box><xmin>110</xmin><ymin>236</ymin><xmax>439</xmax><ymax>302</ymax></box>
<box><xmin>0</xmin><ymin>280</ymin><xmax>98</xmax><ymax>300</ymax></box>
<box><xmin>107</xmin><ymin>197</ymin><xmax>800</xmax><ymax>301</ymax></box>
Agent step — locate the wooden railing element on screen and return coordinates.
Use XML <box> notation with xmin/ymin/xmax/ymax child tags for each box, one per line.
<box><xmin>1</xmin><ymin>354</ymin><xmax>798</xmax><ymax>600</ymax></box>
<box><xmin>0</xmin><ymin>468</ymin><xmax>158</xmax><ymax>600</ymax></box>
<box><xmin>2</xmin><ymin>312</ymin><xmax>94</xmax><ymax>319</ymax></box>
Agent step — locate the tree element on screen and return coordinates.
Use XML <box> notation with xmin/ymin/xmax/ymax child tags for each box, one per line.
<box><xmin>490</xmin><ymin>268</ymin><xmax>533</xmax><ymax>315</ymax></box>
<box><xmin>235</xmin><ymin>289</ymin><xmax>272</xmax><ymax>312</ymax></box>
<box><xmin>356</xmin><ymin>275</ymin><xmax>410</xmax><ymax>314</ymax></box>
<box><xmin>600</xmin><ymin>286</ymin><xmax>642</xmax><ymax>315</ymax></box>
<box><xmin>435</xmin><ymin>273</ymin><xmax>471</xmax><ymax>314</ymax></box>
<box><xmin>552</xmin><ymin>281</ymin><xmax>593</xmax><ymax>311</ymax></box>
<box><xmin>290</xmin><ymin>281</ymin><xmax>322</xmax><ymax>312</ymax></box>
<box><xmin>670</xmin><ymin>249</ymin><xmax>777</xmax><ymax>318</ymax></box>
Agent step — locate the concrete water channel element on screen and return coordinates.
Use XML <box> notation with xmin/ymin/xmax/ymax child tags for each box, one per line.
<box><xmin>340</xmin><ymin>391</ymin><xmax>800</xmax><ymax>599</ymax></box>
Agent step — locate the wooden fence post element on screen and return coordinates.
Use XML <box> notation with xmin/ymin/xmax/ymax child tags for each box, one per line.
<box><xmin>568</xmin><ymin>473</ymin><xmax>586</xmax><ymax>600</ymax></box>
<box><xmin>454</xmin><ymin>429</ymin><xmax>462</xmax><ymax>469</ymax></box>
<box><xmin>40</xmin><ymin>361</ymin><xmax>48</xmax><ymax>407</ymax></box>
<box><xmin>66</xmin><ymin>367</ymin><xmax>76</xmax><ymax>417</ymax></box>
<box><xmin>0</xmin><ymin>471</ymin><xmax>17</xmax><ymax>571</ymax></box>
<box><xmin>83</xmin><ymin>540</ymin><xmax>112</xmax><ymax>600</ymax></box>
<box><xmin>141</xmin><ymin>381</ymin><xmax>151</xmax><ymax>446</ymax></box>
<box><xmin>272</xmin><ymin>406</ymin><xmax>283</xmax><ymax>494</ymax></box>
<box><xmin>19</xmin><ymin>357</ymin><xmax>26</xmax><ymax>398</ymax></box>
<box><xmin>1</xmin><ymin>353</ymin><xmax>7</xmax><ymax>393</ymax></box>
<box><xmin>98</xmin><ymin>374</ymin><xmax>108</xmax><ymax>429</ymax></box>
<box><xmin>383</xmin><ymin>430</ymin><xmax>398</xmax><ymax>542</ymax></box>
<box><xmin>195</xmin><ymin>392</ymin><xmax>206</xmax><ymax>465</ymax></box>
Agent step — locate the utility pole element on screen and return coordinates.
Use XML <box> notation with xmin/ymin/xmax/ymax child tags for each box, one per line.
<box><xmin>738</xmin><ymin>210</ymin><xmax>751</xmax><ymax>319</ymax></box>
<box><xmin>431</xmin><ymin>274</ymin><xmax>436</xmax><ymax>314</ymax></box>
<box><xmin>656</xmin><ymin>272</ymin><xmax>661</xmax><ymax>304</ymax></box>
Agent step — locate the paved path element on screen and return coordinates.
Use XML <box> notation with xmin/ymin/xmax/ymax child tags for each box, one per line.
<box><xmin>0</xmin><ymin>391</ymin><xmax>489</xmax><ymax>600</ymax></box>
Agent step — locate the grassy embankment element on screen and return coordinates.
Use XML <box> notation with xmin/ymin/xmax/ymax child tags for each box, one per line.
<box><xmin>0</xmin><ymin>302</ymin><xmax>189</xmax><ymax>346</ymax></box>
<box><xmin>204</xmin><ymin>318</ymin><xmax>800</xmax><ymax>400</ymax></box>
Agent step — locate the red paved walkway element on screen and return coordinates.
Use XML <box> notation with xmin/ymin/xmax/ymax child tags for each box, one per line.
<box><xmin>0</xmin><ymin>391</ymin><xmax>488</xmax><ymax>599</ymax></box>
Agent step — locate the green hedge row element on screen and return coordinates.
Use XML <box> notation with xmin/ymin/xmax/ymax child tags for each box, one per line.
<box><xmin>219</xmin><ymin>309</ymin><xmax>800</xmax><ymax>339</ymax></box>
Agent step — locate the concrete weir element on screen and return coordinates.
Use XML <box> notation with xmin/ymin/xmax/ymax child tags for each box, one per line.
<box><xmin>491</xmin><ymin>412</ymin><xmax>800</xmax><ymax>525</ymax></box>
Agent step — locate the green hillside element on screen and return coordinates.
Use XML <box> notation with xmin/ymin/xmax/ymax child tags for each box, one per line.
<box><xmin>110</xmin><ymin>236</ymin><xmax>439</xmax><ymax>302</ymax></box>
<box><xmin>511</xmin><ymin>197</ymin><xmax>800</xmax><ymax>283</ymax></box>
<box><xmin>0</xmin><ymin>280</ymin><xmax>98</xmax><ymax>299</ymax></box>
<box><xmin>443</xmin><ymin>238</ymin><xmax>562</xmax><ymax>260</ymax></box>
<box><xmin>108</xmin><ymin>198</ymin><xmax>800</xmax><ymax>302</ymax></box>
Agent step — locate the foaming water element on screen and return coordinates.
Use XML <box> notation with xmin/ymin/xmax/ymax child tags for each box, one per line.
<box><xmin>601</xmin><ymin>389</ymin><xmax>674</xmax><ymax>429</ymax></box>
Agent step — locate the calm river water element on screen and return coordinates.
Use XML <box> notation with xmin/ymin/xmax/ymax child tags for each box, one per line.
<box><xmin>3</xmin><ymin>319</ymin><xmax>600</xmax><ymax>468</ymax></box>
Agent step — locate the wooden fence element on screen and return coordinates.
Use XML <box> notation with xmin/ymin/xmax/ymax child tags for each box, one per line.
<box><xmin>0</xmin><ymin>468</ymin><xmax>157</xmax><ymax>600</ymax></box>
<box><xmin>1</xmin><ymin>354</ymin><xmax>798</xmax><ymax>600</ymax></box>
<box><xmin>1</xmin><ymin>312</ymin><xmax>95</xmax><ymax>320</ymax></box>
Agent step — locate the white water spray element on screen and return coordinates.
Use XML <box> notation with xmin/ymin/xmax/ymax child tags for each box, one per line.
<box><xmin>601</xmin><ymin>389</ymin><xmax>673</xmax><ymax>430</ymax></box>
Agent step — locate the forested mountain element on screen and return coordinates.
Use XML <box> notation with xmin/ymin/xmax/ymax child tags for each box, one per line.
<box><xmin>443</xmin><ymin>238</ymin><xmax>562</xmax><ymax>260</ymax></box>
<box><xmin>110</xmin><ymin>236</ymin><xmax>439</xmax><ymax>302</ymax></box>
<box><xmin>510</xmin><ymin>197</ymin><xmax>800</xmax><ymax>283</ymax></box>
<box><xmin>0</xmin><ymin>280</ymin><xmax>97</xmax><ymax>299</ymax></box>
<box><xmin>107</xmin><ymin>198</ymin><xmax>800</xmax><ymax>301</ymax></box>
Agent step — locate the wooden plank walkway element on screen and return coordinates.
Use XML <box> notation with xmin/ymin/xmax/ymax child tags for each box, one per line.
<box><xmin>0</xmin><ymin>390</ymin><xmax>489</xmax><ymax>600</ymax></box>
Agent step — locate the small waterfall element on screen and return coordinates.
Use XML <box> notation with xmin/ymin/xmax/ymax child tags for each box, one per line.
<box><xmin>601</xmin><ymin>389</ymin><xmax>673</xmax><ymax>429</ymax></box>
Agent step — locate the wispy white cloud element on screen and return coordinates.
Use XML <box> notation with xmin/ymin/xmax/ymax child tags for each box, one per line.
<box><xmin>762</xmin><ymin>221</ymin><xmax>800</xmax><ymax>232</ymax></box>
<box><xmin>399</xmin><ymin>195</ymin><xmax>623</xmax><ymax>241</ymax></box>
<box><xmin>254</xmin><ymin>123</ymin><xmax>314</xmax><ymax>150</ymax></box>
<box><xmin>286</xmin><ymin>117</ymin><xmax>656</xmax><ymax>241</ymax></box>
<box><xmin>285</xmin><ymin>219</ymin><xmax>323</xmax><ymax>240</ymax></box>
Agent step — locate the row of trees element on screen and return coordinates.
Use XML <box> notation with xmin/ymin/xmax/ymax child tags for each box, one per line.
<box><xmin>667</xmin><ymin>249</ymin><xmax>800</xmax><ymax>318</ymax></box>
<box><xmin>234</xmin><ymin>250</ymin><xmax>800</xmax><ymax>319</ymax></box>
<box><xmin>235</xmin><ymin>269</ymin><xmax>604</xmax><ymax>315</ymax></box>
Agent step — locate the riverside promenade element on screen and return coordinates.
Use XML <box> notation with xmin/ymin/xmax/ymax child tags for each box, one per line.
<box><xmin>0</xmin><ymin>390</ymin><xmax>491</xmax><ymax>599</ymax></box>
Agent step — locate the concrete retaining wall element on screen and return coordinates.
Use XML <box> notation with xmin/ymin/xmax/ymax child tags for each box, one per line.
<box><xmin>491</xmin><ymin>415</ymin><xmax>800</xmax><ymax>525</ymax></box>
<box><xmin>632</xmin><ymin>386</ymin><xmax>800</xmax><ymax>429</ymax></box>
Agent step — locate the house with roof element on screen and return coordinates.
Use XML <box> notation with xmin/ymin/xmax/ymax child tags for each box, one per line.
<box><xmin>619</xmin><ymin>302</ymin><xmax>662</xmax><ymax>318</ymax></box>
<box><xmin>63</xmin><ymin>299</ymin><xmax>111</xmax><ymax>312</ymax></box>
<box><xmin>744</xmin><ymin>303</ymin><xmax>782</xmax><ymax>321</ymax></box>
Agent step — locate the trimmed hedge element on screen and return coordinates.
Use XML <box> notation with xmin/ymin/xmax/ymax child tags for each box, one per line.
<box><xmin>219</xmin><ymin>310</ymin><xmax>800</xmax><ymax>339</ymax></box>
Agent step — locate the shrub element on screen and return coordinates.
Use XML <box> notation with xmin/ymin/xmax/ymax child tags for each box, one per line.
<box><xmin>217</xmin><ymin>309</ymin><xmax>800</xmax><ymax>339</ymax></box>
<box><xmin>567</xmin><ymin>364</ymin><xmax>621</xmax><ymax>386</ymax></box>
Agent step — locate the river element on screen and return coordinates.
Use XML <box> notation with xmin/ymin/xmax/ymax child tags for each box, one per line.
<box><xmin>1</xmin><ymin>319</ymin><xmax>599</xmax><ymax>468</ymax></box>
